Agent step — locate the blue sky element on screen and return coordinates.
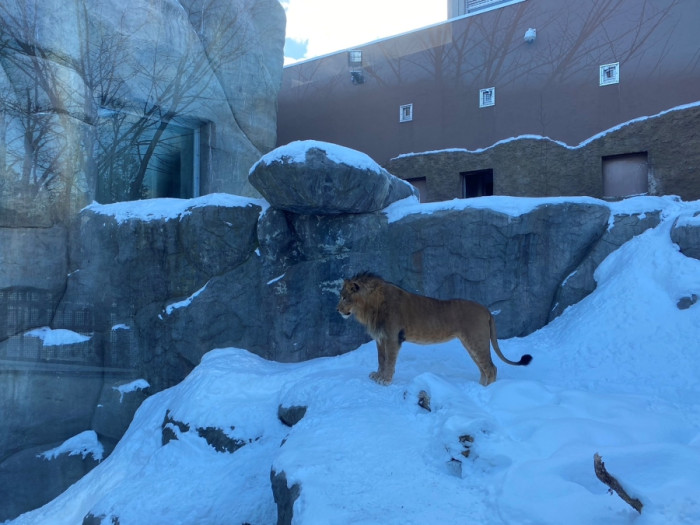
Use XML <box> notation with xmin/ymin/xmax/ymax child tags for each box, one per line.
<box><xmin>281</xmin><ymin>0</ymin><xmax>446</xmax><ymax>64</ymax></box>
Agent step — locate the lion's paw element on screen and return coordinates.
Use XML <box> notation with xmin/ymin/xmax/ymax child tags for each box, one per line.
<box><xmin>369</xmin><ymin>372</ymin><xmax>392</xmax><ymax>386</ymax></box>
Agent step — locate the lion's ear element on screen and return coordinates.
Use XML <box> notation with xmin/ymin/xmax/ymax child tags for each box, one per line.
<box><xmin>349</xmin><ymin>281</ymin><xmax>360</xmax><ymax>293</ymax></box>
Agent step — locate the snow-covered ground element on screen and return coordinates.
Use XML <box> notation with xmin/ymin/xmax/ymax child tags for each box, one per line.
<box><xmin>7</xmin><ymin>198</ymin><xmax>700</xmax><ymax>525</ymax></box>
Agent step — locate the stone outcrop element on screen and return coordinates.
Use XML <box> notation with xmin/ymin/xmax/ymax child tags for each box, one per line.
<box><xmin>249</xmin><ymin>140</ymin><xmax>418</xmax><ymax>214</ymax></box>
<box><xmin>270</xmin><ymin>469</ymin><xmax>300</xmax><ymax>525</ymax></box>
<box><xmin>550</xmin><ymin>211</ymin><xmax>663</xmax><ymax>320</ymax></box>
<box><xmin>671</xmin><ymin>212</ymin><xmax>700</xmax><ymax>261</ymax></box>
<box><xmin>0</xmin><ymin>0</ymin><xmax>285</xmax><ymax>224</ymax></box>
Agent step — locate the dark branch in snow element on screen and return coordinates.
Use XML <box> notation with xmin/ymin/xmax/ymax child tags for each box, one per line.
<box><xmin>594</xmin><ymin>453</ymin><xmax>643</xmax><ymax>514</ymax></box>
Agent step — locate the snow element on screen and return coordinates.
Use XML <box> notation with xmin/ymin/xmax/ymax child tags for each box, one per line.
<box><xmin>85</xmin><ymin>193</ymin><xmax>267</xmax><ymax>224</ymax></box>
<box><xmin>8</xmin><ymin>198</ymin><xmax>700</xmax><ymax>525</ymax></box>
<box><xmin>164</xmin><ymin>283</ymin><xmax>208</xmax><ymax>315</ymax></box>
<box><xmin>675</xmin><ymin>211</ymin><xmax>700</xmax><ymax>228</ymax></box>
<box><xmin>251</xmin><ymin>140</ymin><xmax>384</xmax><ymax>174</ymax></box>
<box><xmin>113</xmin><ymin>380</ymin><xmax>151</xmax><ymax>403</ymax></box>
<box><xmin>383</xmin><ymin>194</ymin><xmax>683</xmax><ymax>225</ymax></box>
<box><xmin>25</xmin><ymin>327</ymin><xmax>90</xmax><ymax>346</ymax></box>
<box><xmin>393</xmin><ymin>101</ymin><xmax>700</xmax><ymax>160</ymax></box>
<box><xmin>38</xmin><ymin>431</ymin><xmax>104</xmax><ymax>462</ymax></box>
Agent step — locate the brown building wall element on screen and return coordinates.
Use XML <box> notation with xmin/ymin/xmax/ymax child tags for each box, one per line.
<box><xmin>277</xmin><ymin>0</ymin><xmax>700</xmax><ymax>200</ymax></box>
<box><xmin>386</xmin><ymin>104</ymin><xmax>700</xmax><ymax>201</ymax></box>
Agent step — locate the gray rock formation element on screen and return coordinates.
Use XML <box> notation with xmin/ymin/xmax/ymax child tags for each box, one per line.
<box><xmin>0</xmin><ymin>0</ymin><xmax>285</xmax><ymax>224</ymax></box>
<box><xmin>671</xmin><ymin>212</ymin><xmax>700</xmax><ymax>261</ymax></box>
<box><xmin>550</xmin><ymin>210</ymin><xmax>663</xmax><ymax>320</ymax></box>
<box><xmin>271</xmin><ymin>469</ymin><xmax>300</xmax><ymax>525</ymax></box>
<box><xmin>249</xmin><ymin>141</ymin><xmax>418</xmax><ymax>214</ymax></box>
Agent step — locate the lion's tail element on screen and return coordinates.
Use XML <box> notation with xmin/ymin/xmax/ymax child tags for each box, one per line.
<box><xmin>489</xmin><ymin>314</ymin><xmax>533</xmax><ymax>366</ymax></box>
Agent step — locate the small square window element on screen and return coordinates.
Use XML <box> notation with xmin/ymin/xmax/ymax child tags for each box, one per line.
<box><xmin>348</xmin><ymin>50</ymin><xmax>362</xmax><ymax>66</ymax></box>
<box><xmin>599</xmin><ymin>62</ymin><xmax>620</xmax><ymax>86</ymax></box>
<box><xmin>399</xmin><ymin>103</ymin><xmax>413</xmax><ymax>122</ymax></box>
<box><xmin>479</xmin><ymin>87</ymin><xmax>495</xmax><ymax>108</ymax></box>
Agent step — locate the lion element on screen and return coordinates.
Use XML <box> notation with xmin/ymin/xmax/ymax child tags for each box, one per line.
<box><xmin>337</xmin><ymin>272</ymin><xmax>532</xmax><ymax>386</ymax></box>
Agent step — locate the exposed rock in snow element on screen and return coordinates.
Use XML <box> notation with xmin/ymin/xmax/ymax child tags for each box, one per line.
<box><xmin>671</xmin><ymin>211</ymin><xmax>700</xmax><ymax>260</ymax></box>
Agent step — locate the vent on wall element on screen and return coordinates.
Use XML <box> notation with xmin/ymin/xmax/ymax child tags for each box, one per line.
<box><xmin>465</xmin><ymin>0</ymin><xmax>519</xmax><ymax>15</ymax></box>
<box><xmin>399</xmin><ymin>103</ymin><xmax>413</xmax><ymax>122</ymax></box>
<box><xmin>599</xmin><ymin>62</ymin><xmax>620</xmax><ymax>86</ymax></box>
<box><xmin>479</xmin><ymin>87</ymin><xmax>495</xmax><ymax>108</ymax></box>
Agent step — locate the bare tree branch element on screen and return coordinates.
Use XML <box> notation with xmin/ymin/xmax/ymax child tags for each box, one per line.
<box><xmin>594</xmin><ymin>453</ymin><xmax>643</xmax><ymax>514</ymax></box>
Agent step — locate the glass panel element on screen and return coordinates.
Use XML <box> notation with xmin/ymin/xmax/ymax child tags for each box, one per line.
<box><xmin>95</xmin><ymin>113</ymin><xmax>195</xmax><ymax>203</ymax></box>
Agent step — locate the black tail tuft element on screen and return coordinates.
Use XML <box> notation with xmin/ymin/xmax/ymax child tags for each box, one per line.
<box><xmin>519</xmin><ymin>354</ymin><xmax>533</xmax><ymax>366</ymax></box>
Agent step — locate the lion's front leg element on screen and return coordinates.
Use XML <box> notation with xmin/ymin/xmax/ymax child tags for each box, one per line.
<box><xmin>370</xmin><ymin>337</ymin><xmax>400</xmax><ymax>386</ymax></box>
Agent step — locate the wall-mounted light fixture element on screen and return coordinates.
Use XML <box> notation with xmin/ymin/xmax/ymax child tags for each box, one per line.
<box><xmin>524</xmin><ymin>28</ymin><xmax>536</xmax><ymax>44</ymax></box>
<box><xmin>350</xmin><ymin>71</ymin><xmax>364</xmax><ymax>84</ymax></box>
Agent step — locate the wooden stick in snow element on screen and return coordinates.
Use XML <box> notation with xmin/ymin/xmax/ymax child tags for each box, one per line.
<box><xmin>594</xmin><ymin>453</ymin><xmax>643</xmax><ymax>514</ymax></box>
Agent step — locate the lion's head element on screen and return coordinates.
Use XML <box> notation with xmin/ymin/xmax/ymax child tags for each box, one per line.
<box><xmin>337</xmin><ymin>273</ymin><xmax>381</xmax><ymax>320</ymax></box>
<box><xmin>337</xmin><ymin>278</ymin><xmax>361</xmax><ymax>319</ymax></box>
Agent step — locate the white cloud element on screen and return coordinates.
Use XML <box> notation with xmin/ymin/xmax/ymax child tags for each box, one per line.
<box><xmin>282</xmin><ymin>0</ymin><xmax>446</xmax><ymax>63</ymax></box>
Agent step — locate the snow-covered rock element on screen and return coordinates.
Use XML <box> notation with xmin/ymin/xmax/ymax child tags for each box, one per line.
<box><xmin>671</xmin><ymin>210</ymin><xmax>700</xmax><ymax>260</ymax></box>
<box><xmin>249</xmin><ymin>140</ymin><xmax>418</xmax><ymax>214</ymax></box>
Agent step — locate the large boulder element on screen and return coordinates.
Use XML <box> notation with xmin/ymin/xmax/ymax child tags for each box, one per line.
<box><xmin>671</xmin><ymin>211</ymin><xmax>700</xmax><ymax>260</ymax></box>
<box><xmin>55</xmin><ymin>195</ymin><xmax>266</xmax><ymax>385</ymax></box>
<box><xmin>249</xmin><ymin>140</ymin><xmax>418</xmax><ymax>214</ymax></box>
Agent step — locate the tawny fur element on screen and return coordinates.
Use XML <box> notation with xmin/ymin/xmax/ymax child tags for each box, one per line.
<box><xmin>337</xmin><ymin>273</ymin><xmax>532</xmax><ymax>386</ymax></box>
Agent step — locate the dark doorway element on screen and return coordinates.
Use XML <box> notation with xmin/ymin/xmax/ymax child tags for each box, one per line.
<box><xmin>407</xmin><ymin>177</ymin><xmax>428</xmax><ymax>202</ymax></box>
<box><xmin>461</xmin><ymin>169</ymin><xmax>493</xmax><ymax>198</ymax></box>
<box><xmin>602</xmin><ymin>152</ymin><xmax>648</xmax><ymax>198</ymax></box>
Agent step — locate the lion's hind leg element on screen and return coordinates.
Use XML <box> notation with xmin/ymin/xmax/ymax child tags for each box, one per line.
<box><xmin>458</xmin><ymin>335</ymin><xmax>497</xmax><ymax>386</ymax></box>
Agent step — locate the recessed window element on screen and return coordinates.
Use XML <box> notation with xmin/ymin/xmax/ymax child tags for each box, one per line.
<box><xmin>348</xmin><ymin>50</ymin><xmax>362</xmax><ymax>67</ymax></box>
<box><xmin>461</xmin><ymin>169</ymin><xmax>494</xmax><ymax>198</ymax></box>
<box><xmin>599</xmin><ymin>62</ymin><xmax>620</xmax><ymax>86</ymax></box>
<box><xmin>479</xmin><ymin>87</ymin><xmax>495</xmax><ymax>108</ymax></box>
<box><xmin>95</xmin><ymin>110</ymin><xmax>206</xmax><ymax>203</ymax></box>
<box><xmin>399</xmin><ymin>103</ymin><xmax>413</xmax><ymax>122</ymax></box>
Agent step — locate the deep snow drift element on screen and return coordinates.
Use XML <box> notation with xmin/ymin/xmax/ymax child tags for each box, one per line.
<box><xmin>7</xmin><ymin>197</ymin><xmax>700</xmax><ymax>525</ymax></box>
